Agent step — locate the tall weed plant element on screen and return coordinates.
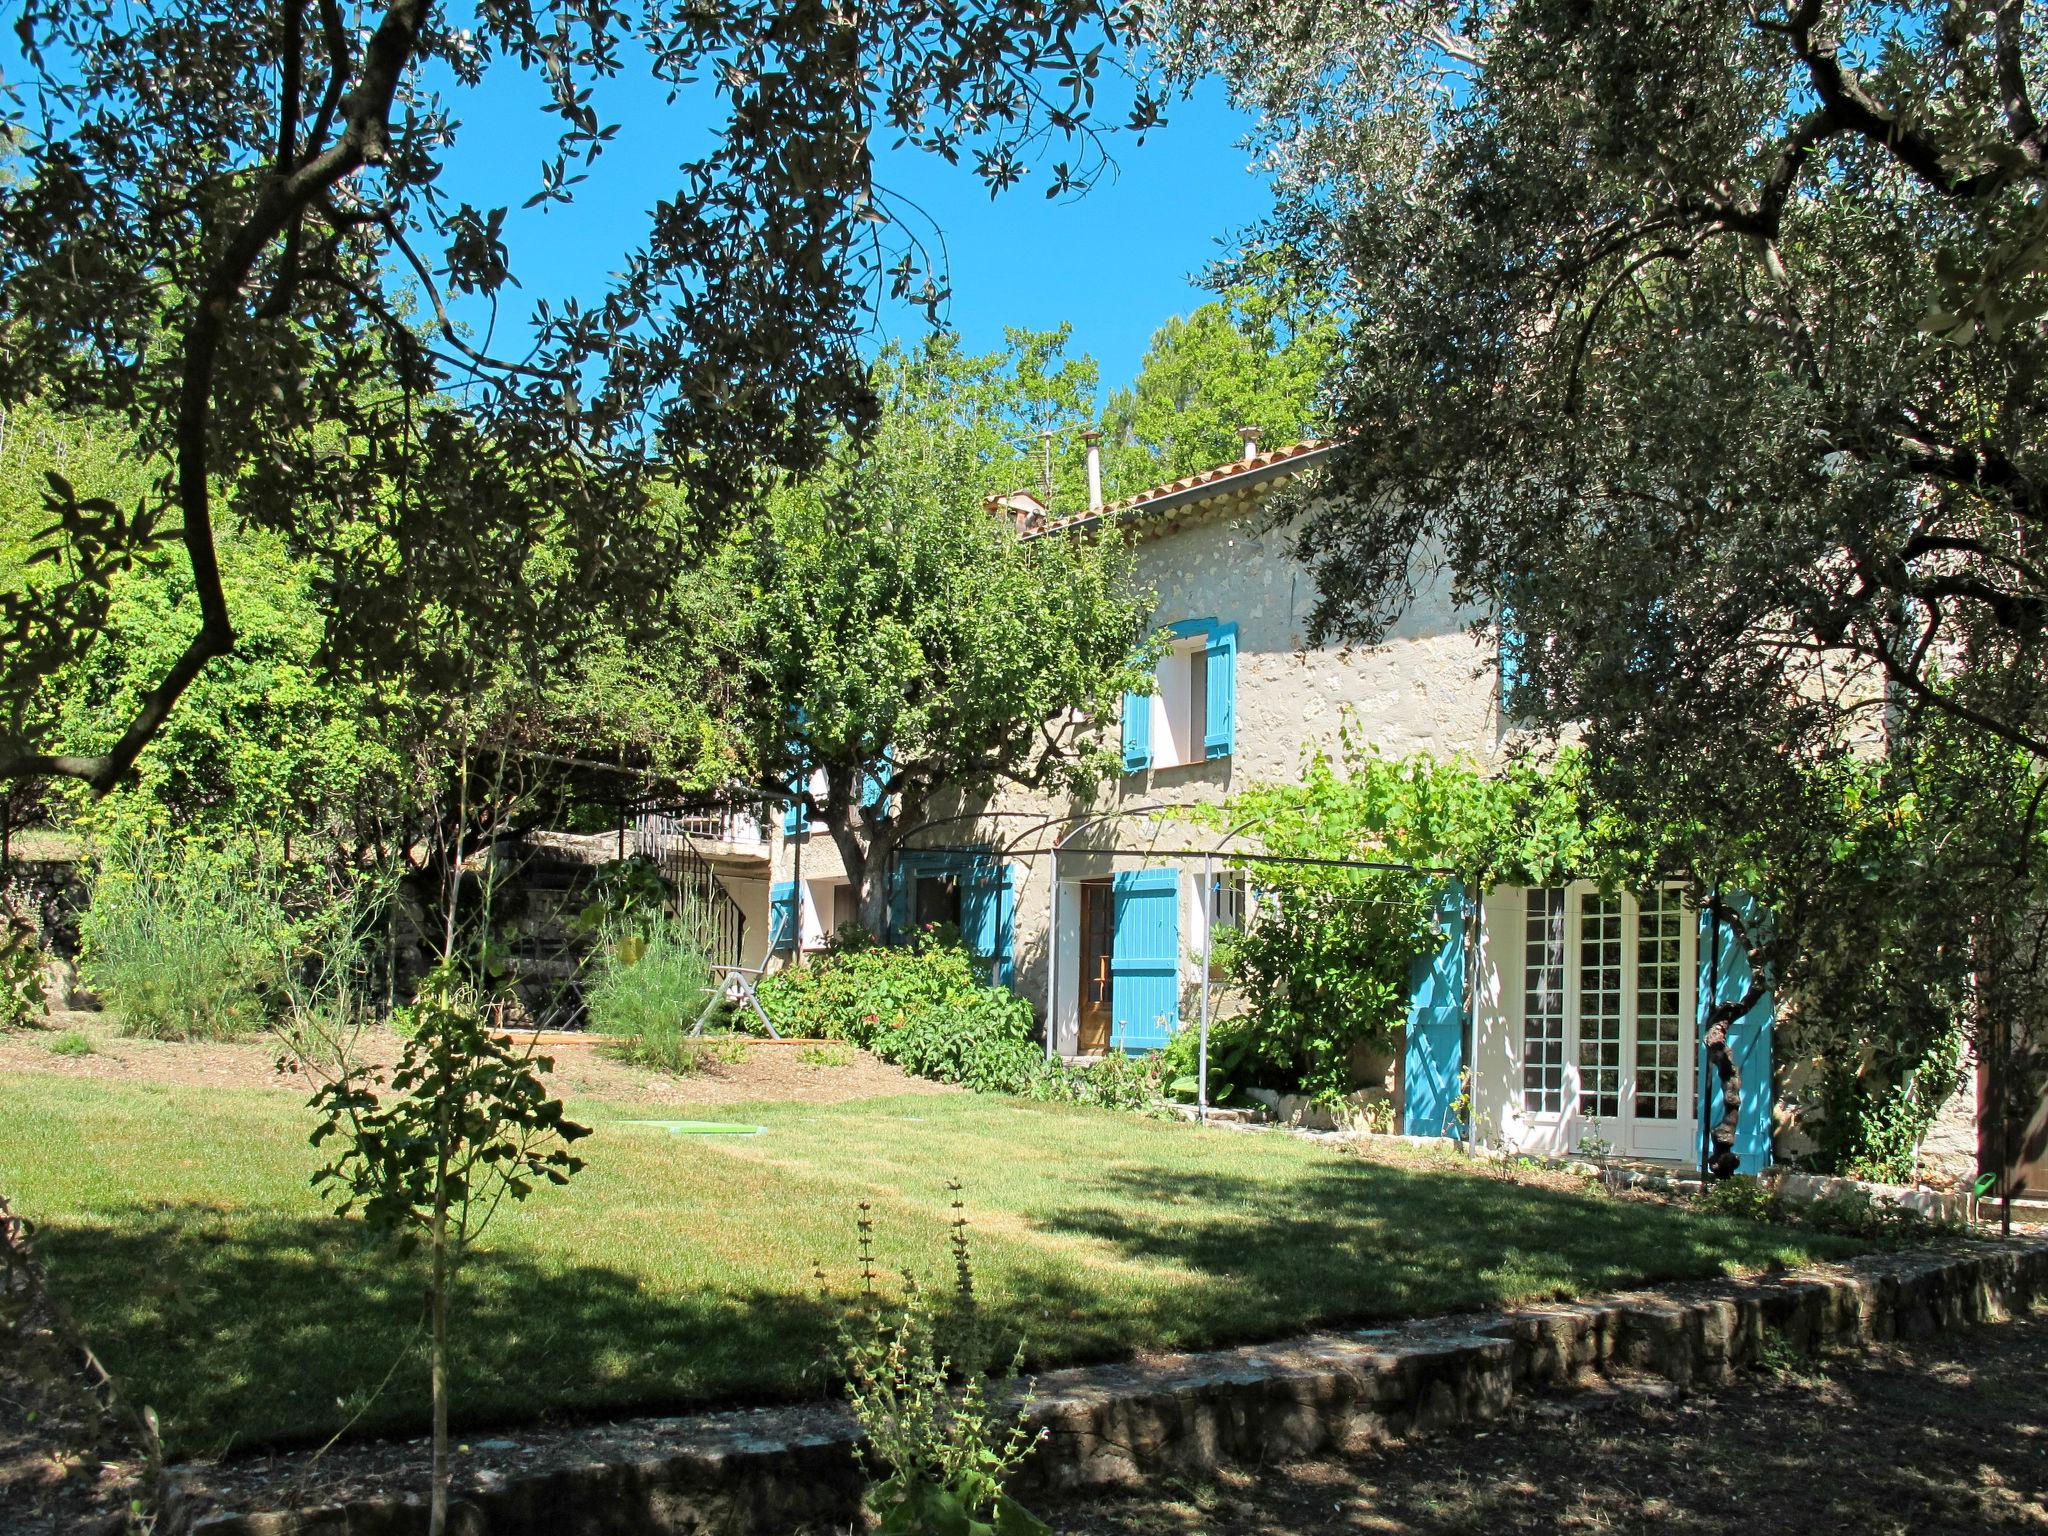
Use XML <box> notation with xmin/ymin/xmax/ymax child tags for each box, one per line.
<box><xmin>834</xmin><ymin>1197</ymin><xmax>1050</xmax><ymax>1536</ymax></box>
<box><xmin>81</xmin><ymin>832</ymin><xmax>296</xmax><ymax>1039</ymax></box>
<box><xmin>272</xmin><ymin>868</ymin><xmax>399</xmax><ymax>1073</ymax></box>
<box><xmin>587</xmin><ymin>904</ymin><xmax>718</xmax><ymax>1072</ymax></box>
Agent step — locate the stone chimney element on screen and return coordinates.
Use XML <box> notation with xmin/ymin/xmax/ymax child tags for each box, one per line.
<box><xmin>1082</xmin><ymin>428</ymin><xmax>1104</xmax><ymax>511</ymax></box>
<box><xmin>1237</xmin><ymin>424</ymin><xmax>1263</xmax><ymax>462</ymax></box>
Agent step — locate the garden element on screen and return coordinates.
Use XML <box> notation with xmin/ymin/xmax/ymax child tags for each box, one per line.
<box><xmin>9</xmin><ymin>2</ymin><xmax>2048</xmax><ymax>1528</ymax></box>
<box><xmin>3</xmin><ymin>1048</ymin><xmax>1860</xmax><ymax>1461</ymax></box>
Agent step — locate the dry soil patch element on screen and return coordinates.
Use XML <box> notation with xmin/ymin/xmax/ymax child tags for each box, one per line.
<box><xmin>0</xmin><ymin>1014</ymin><xmax>953</xmax><ymax>1108</ymax></box>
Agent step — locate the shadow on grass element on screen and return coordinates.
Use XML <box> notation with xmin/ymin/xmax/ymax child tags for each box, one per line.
<box><xmin>40</xmin><ymin>1155</ymin><xmax>1860</xmax><ymax>1462</ymax></box>
<box><xmin>1012</xmin><ymin>1155</ymin><xmax>1860</xmax><ymax>1364</ymax></box>
<box><xmin>37</xmin><ymin>1204</ymin><xmax>847</xmax><ymax>1461</ymax></box>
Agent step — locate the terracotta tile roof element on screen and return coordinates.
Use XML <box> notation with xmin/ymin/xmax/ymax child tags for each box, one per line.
<box><xmin>1002</xmin><ymin>438</ymin><xmax>1336</xmax><ymax>539</ymax></box>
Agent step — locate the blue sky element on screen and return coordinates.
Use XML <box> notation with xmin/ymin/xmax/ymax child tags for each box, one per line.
<box><xmin>436</xmin><ymin>68</ymin><xmax>1274</xmax><ymax>407</ymax></box>
<box><xmin>2</xmin><ymin>27</ymin><xmax>1274</xmax><ymax>405</ymax></box>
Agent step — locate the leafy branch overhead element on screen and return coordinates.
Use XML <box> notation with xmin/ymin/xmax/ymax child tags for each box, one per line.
<box><xmin>1178</xmin><ymin>0</ymin><xmax>2048</xmax><ymax>777</ymax></box>
<box><xmin>0</xmin><ymin>0</ymin><xmax>1164</xmax><ymax>791</ymax></box>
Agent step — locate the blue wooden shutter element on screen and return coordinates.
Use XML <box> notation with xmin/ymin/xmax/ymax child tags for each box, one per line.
<box><xmin>1498</xmin><ymin>608</ymin><xmax>1526</xmax><ymax>718</ymax></box>
<box><xmin>1403</xmin><ymin>882</ymin><xmax>1468</xmax><ymax>1137</ymax></box>
<box><xmin>887</xmin><ymin>855</ymin><xmax>914</xmax><ymax>945</ymax></box>
<box><xmin>768</xmin><ymin>880</ymin><xmax>799</xmax><ymax>952</ymax></box>
<box><xmin>1203</xmin><ymin>623</ymin><xmax>1237</xmax><ymax>759</ymax></box>
<box><xmin>1110</xmin><ymin>868</ymin><xmax>1180</xmax><ymax>1051</ymax></box>
<box><xmin>1121</xmin><ymin>687</ymin><xmax>1152</xmax><ymax>772</ymax></box>
<box><xmin>1698</xmin><ymin>896</ymin><xmax>1776</xmax><ymax>1174</ymax></box>
<box><xmin>861</xmin><ymin>744</ymin><xmax>894</xmax><ymax>817</ymax></box>
<box><xmin>961</xmin><ymin>856</ymin><xmax>1016</xmax><ymax>989</ymax></box>
<box><xmin>783</xmin><ymin>706</ymin><xmax>811</xmax><ymax>835</ymax></box>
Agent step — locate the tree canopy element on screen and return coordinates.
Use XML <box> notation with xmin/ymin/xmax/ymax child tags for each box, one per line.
<box><xmin>0</xmin><ymin>0</ymin><xmax>1162</xmax><ymax>791</ymax></box>
<box><xmin>723</xmin><ymin>332</ymin><xmax>1156</xmax><ymax>931</ymax></box>
<box><xmin>1101</xmin><ymin>287</ymin><xmax>1333</xmax><ymax>492</ymax></box>
<box><xmin>1174</xmin><ymin>0</ymin><xmax>2048</xmax><ymax>1172</ymax></box>
<box><xmin>1178</xmin><ymin>0</ymin><xmax>2048</xmax><ymax>792</ymax></box>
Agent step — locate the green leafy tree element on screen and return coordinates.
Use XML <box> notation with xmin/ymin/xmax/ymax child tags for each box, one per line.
<box><xmin>0</xmin><ymin>0</ymin><xmax>1163</xmax><ymax>792</ymax></box>
<box><xmin>1176</xmin><ymin>0</ymin><xmax>2048</xmax><ymax>1174</ymax></box>
<box><xmin>310</xmin><ymin>969</ymin><xmax>589</xmax><ymax>1536</ymax></box>
<box><xmin>1210</xmin><ymin>744</ymin><xmax>1622</xmax><ymax>1103</ymax></box>
<box><xmin>1100</xmin><ymin>287</ymin><xmax>1333</xmax><ymax>493</ymax></box>
<box><xmin>728</xmin><ymin>334</ymin><xmax>1157</xmax><ymax>934</ymax></box>
<box><xmin>56</xmin><ymin>523</ymin><xmax>401</xmax><ymax>851</ymax></box>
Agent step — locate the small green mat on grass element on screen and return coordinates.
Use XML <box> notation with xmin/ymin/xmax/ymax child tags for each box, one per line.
<box><xmin>614</xmin><ymin>1119</ymin><xmax>766</xmax><ymax>1136</ymax></box>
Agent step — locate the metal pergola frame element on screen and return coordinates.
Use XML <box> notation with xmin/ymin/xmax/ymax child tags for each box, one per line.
<box><xmin>891</xmin><ymin>804</ymin><xmax>1458</xmax><ymax>1125</ymax></box>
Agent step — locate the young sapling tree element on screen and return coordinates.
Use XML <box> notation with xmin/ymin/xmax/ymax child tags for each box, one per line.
<box><xmin>309</xmin><ymin>968</ymin><xmax>588</xmax><ymax>1536</ymax></box>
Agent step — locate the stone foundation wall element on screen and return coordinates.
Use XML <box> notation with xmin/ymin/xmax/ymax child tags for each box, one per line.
<box><xmin>5</xmin><ymin>855</ymin><xmax>87</xmax><ymax>959</ymax></box>
<box><xmin>169</xmin><ymin>1241</ymin><xmax>2048</xmax><ymax>1536</ymax></box>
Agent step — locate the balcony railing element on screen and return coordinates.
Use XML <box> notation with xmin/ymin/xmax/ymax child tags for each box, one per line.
<box><xmin>632</xmin><ymin>791</ymin><xmax>771</xmax><ymax>849</ymax></box>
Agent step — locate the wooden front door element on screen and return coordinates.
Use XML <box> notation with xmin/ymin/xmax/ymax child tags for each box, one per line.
<box><xmin>1079</xmin><ymin>880</ymin><xmax>1114</xmax><ymax>1055</ymax></box>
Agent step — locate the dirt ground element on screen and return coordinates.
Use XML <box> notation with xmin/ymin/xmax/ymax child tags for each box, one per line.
<box><xmin>1046</xmin><ymin>1310</ymin><xmax>2048</xmax><ymax>1536</ymax></box>
<box><xmin>0</xmin><ymin>1012</ymin><xmax>955</xmax><ymax>1107</ymax></box>
<box><xmin>1</xmin><ymin>1196</ymin><xmax>154</xmax><ymax>1536</ymax></box>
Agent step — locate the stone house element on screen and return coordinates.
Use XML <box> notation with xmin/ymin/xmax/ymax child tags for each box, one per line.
<box><xmin>680</xmin><ymin>433</ymin><xmax>1797</xmax><ymax>1177</ymax></box>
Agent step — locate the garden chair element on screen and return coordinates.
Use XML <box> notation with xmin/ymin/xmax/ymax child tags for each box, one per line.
<box><xmin>691</xmin><ymin>962</ymin><xmax>782</xmax><ymax>1039</ymax></box>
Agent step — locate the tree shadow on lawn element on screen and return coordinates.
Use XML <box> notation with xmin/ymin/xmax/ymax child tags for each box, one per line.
<box><xmin>1018</xmin><ymin>1156</ymin><xmax>1862</xmax><ymax>1362</ymax></box>
<box><xmin>38</xmin><ymin>1162</ymin><xmax>1859</xmax><ymax>1464</ymax></box>
<box><xmin>36</xmin><ymin>1203</ymin><xmax>848</xmax><ymax>1461</ymax></box>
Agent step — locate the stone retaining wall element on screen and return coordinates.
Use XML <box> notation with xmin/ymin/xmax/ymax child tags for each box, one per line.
<box><xmin>1771</xmin><ymin>1169</ymin><xmax>1978</xmax><ymax>1225</ymax></box>
<box><xmin>173</xmin><ymin>1241</ymin><xmax>2048</xmax><ymax>1536</ymax></box>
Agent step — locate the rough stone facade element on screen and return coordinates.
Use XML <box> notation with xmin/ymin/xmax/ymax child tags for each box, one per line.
<box><xmin>4</xmin><ymin>854</ymin><xmax>87</xmax><ymax>959</ymax></box>
<box><xmin>760</xmin><ymin>480</ymin><xmax>1507</xmax><ymax>1057</ymax></box>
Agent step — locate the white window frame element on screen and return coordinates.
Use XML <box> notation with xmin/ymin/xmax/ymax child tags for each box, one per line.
<box><xmin>1151</xmin><ymin>633</ymin><xmax>1211</xmax><ymax>768</ymax></box>
<box><xmin>1495</xmin><ymin>882</ymin><xmax>1697</xmax><ymax>1162</ymax></box>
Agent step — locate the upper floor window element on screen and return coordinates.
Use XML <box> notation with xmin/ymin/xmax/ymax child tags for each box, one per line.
<box><xmin>1124</xmin><ymin>617</ymin><xmax>1237</xmax><ymax>771</ymax></box>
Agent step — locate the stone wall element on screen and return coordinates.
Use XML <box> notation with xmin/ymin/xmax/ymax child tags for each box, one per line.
<box><xmin>5</xmin><ymin>855</ymin><xmax>87</xmax><ymax>959</ymax></box>
<box><xmin>166</xmin><ymin>1241</ymin><xmax>2048</xmax><ymax>1535</ymax></box>
<box><xmin>767</xmin><ymin>492</ymin><xmax>1510</xmax><ymax>1054</ymax></box>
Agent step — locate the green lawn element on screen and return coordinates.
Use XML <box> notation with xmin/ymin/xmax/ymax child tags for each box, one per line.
<box><xmin>1</xmin><ymin>1074</ymin><xmax>1859</xmax><ymax>1458</ymax></box>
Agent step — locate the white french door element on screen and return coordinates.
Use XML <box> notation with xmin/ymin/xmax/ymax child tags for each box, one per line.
<box><xmin>1515</xmin><ymin>884</ymin><xmax>1695</xmax><ymax>1161</ymax></box>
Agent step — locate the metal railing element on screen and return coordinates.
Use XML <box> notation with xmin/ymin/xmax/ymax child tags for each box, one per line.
<box><xmin>630</xmin><ymin>821</ymin><xmax>748</xmax><ymax>971</ymax></box>
<box><xmin>634</xmin><ymin>791</ymin><xmax>770</xmax><ymax>849</ymax></box>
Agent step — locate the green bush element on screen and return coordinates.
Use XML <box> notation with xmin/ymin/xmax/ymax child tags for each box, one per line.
<box><xmin>1213</xmin><ymin>871</ymin><xmax>1434</xmax><ymax>1104</ymax></box>
<box><xmin>1036</xmin><ymin>1051</ymin><xmax>1160</xmax><ymax>1112</ymax></box>
<box><xmin>46</xmin><ymin>1028</ymin><xmax>95</xmax><ymax>1056</ymax></box>
<box><xmin>756</xmin><ymin>935</ymin><xmax>1172</xmax><ymax>1110</ymax></box>
<box><xmin>0</xmin><ymin>931</ymin><xmax>44</xmax><ymax>1030</ymax></box>
<box><xmin>1795</xmin><ymin>1188</ymin><xmax>1951</xmax><ymax>1246</ymax></box>
<box><xmin>1698</xmin><ymin>1173</ymin><xmax>1779</xmax><ymax>1223</ymax></box>
<box><xmin>757</xmin><ymin>935</ymin><xmax>1039</xmax><ymax>1093</ymax></box>
<box><xmin>80</xmin><ymin>833</ymin><xmax>295</xmax><ymax>1040</ymax></box>
<box><xmin>1157</xmin><ymin>1016</ymin><xmax>1260</xmax><ymax>1106</ymax></box>
<box><xmin>585</xmin><ymin>907</ymin><xmax>719</xmax><ymax>1074</ymax></box>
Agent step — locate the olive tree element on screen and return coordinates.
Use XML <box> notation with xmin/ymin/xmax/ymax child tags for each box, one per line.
<box><xmin>1172</xmin><ymin>0</ymin><xmax>2048</xmax><ymax>1174</ymax></box>
<box><xmin>0</xmin><ymin>0</ymin><xmax>1163</xmax><ymax>791</ymax></box>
